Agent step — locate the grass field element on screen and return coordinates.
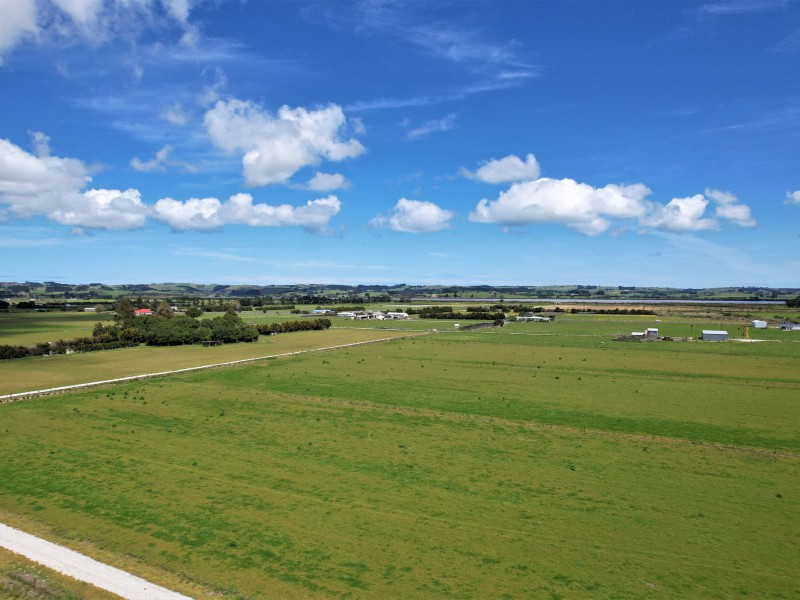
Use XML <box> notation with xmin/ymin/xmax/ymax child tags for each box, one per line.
<box><xmin>0</xmin><ymin>312</ymin><xmax>110</xmax><ymax>346</ymax></box>
<box><xmin>0</xmin><ymin>321</ymin><xmax>798</xmax><ymax>598</ymax></box>
<box><xmin>0</xmin><ymin>328</ymin><xmax>414</xmax><ymax>396</ymax></box>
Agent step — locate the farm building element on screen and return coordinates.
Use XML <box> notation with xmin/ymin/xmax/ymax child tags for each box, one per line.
<box><xmin>135</xmin><ymin>308</ymin><xmax>154</xmax><ymax>316</ymax></box>
<box><xmin>630</xmin><ymin>329</ymin><xmax>659</xmax><ymax>340</ymax></box>
<box><xmin>83</xmin><ymin>307</ymin><xmax>96</xmax><ymax>312</ymax></box>
<box><xmin>780</xmin><ymin>322</ymin><xmax>800</xmax><ymax>331</ymax></box>
<box><xmin>702</xmin><ymin>330</ymin><xmax>729</xmax><ymax>341</ymax></box>
<box><xmin>516</xmin><ymin>316</ymin><xmax>551</xmax><ymax>322</ymax></box>
<box><xmin>386</xmin><ymin>312</ymin><xmax>410</xmax><ymax>320</ymax></box>
<box><xmin>752</xmin><ymin>320</ymin><xmax>768</xmax><ymax>328</ymax></box>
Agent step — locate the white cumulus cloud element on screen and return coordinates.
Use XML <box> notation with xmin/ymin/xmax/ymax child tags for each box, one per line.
<box><xmin>162</xmin><ymin>0</ymin><xmax>191</xmax><ymax>23</ymax></box>
<box><xmin>0</xmin><ymin>135</ymin><xmax>147</xmax><ymax>230</ymax></box>
<box><xmin>461</xmin><ymin>153</ymin><xmax>541</xmax><ymax>183</ymax></box>
<box><xmin>470</xmin><ymin>177</ymin><xmax>757</xmax><ymax>235</ymax></box>
<box><xmin>786</xmin><ymin>190</ymin><xmax>800</xmax><ymax>204</ymax></box>
<box><xmin>0</xmin><ymin>136</ymin><xmax>88</xmax><ymax>196</ymax></box>
<box><xmin>52</xmin><ymin>188</ymin><xmax>148</xmax><ymax>230</ymax></box>
<box><xmin>0</xmin><ymin>0</ymin><xmax>199</xmax><ymax>65</ymax></box>
<box><xmin>52</xmin><ymin>0</ymin><xmax>103</xmax><ymax>26</ymax></box>
<box><xmin>705</xmin><ymin>187</ymin><xmax>756</xmax><ymax>227</ymax></box>
<box><xmin>153</xmin><ymin>193</ymin><xmax>341</xmax><ymax>234</ymax></box>
<box><xmin>204</xmin><ymin>98</ymin><xmax>365</xmax><ymax>187</ymax></box>
<box><xmin>0</xmin><ymin>0</ymin><xmax>37</xmax><ymax>64</ymax></box>
<box><xmin>306</xmin><ymin>172</ymin><xmax>349</xmax><ymax>192</ymax></box>
<box><xmin>640</xmin><ymin>194</ymin><xmax>719</xmax><ymax>232</ymax></box>
<box><xmin>470</xmin><ymin>178</ymin><xmax>650</xmax><ymax>235</ymax></box>
<box><xmin>372</xmin><ymin>198</ymin><xmax>454</xmax><ymax>233</ymax></box>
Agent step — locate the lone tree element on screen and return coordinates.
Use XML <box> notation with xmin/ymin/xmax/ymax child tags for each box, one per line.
<box><xmin>156</xmin><ymin>300</ymin><xmax>175</xmax><ymax>319</ymax></box>
<box><xmin>185</xmin><ymin>306</ymin><xmax>202</xmax><ymax>319</ymax></box>
<box><xmin>115</xmin><ymin>298</ymin><xmax>135</xmax><ymax>326</ymax></box>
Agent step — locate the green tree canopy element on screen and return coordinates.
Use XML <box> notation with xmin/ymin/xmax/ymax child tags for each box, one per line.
<box><xmin>115</xmin><ymin>298</ymin><xmax>135</xmax><ymax>325</ymax></box>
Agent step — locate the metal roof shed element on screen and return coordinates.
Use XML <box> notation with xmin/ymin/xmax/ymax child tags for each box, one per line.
<box><xmin>702</xmin><ymin>330</ymin><xmax>729</xmax><ymax>341</ymax></box>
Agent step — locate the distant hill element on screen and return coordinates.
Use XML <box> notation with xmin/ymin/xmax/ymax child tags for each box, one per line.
<box><xmin>1</xmin><ymin>281</ymin><xmax>798</xmax><ymax>305</ymax></box>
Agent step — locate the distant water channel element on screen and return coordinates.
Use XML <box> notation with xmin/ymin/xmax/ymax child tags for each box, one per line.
<box><xmin>416</xmin><ymin>298</ymin><xmax>786</xmax><ymax>305</ymax></box>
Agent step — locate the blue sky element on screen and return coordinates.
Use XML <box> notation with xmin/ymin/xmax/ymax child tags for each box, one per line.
<box><xmin>1</xmin><ymin>0</ymin><xmax>798</xmax><ymax>287</ymax></box>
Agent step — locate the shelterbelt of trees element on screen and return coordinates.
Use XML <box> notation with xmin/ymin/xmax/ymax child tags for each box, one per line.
<box><xmin>0</xmin><ymin>300</ymin><xmax>332</xmax><ymax>360</ymax></box>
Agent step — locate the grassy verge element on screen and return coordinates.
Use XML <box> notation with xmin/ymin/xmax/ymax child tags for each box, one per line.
<box><xmin>0</xmin><ymin>546</ymin><xmax>119</xmax><ymax>599</ymax></box>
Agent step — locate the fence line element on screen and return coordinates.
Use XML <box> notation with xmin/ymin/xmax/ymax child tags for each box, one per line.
<box><xmin>0</xmin><ymin>332</ymin><xmax>430</xmax><ymax>403</ymax></box>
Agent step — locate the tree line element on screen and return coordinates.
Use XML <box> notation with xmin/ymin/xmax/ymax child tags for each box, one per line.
<box><xmin>256</xmin><ymin>319</ymin><xmax>332</xmax><ymax>335</ymax></box>
<box><xmin>405</xmin><ymin>306</ymin><xmax>506</xmax><ymax>320</ymax></box>
<box><xmin>0</xmin><ymin>301</ymin><xmax>341</xmax><ymax>360</ymax></box>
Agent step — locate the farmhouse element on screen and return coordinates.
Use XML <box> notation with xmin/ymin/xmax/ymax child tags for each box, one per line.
<box><xmin>135</xmin><ymin>308</ymin><xmax>154</xmax><ymax>316</ymax></box>
<box><xmin>752</xmin><ymin>320</ymin><xmax>768</xmax><ymax>328</ymax></box>
<box><xmin>702</xmin><ymin>330</ymin><xmax>729</xmax><ymax>341</ymax></box>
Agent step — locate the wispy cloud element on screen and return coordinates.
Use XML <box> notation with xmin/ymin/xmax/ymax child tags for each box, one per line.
<box><xmin>346</xmin><ymin>93</ymin><xmax>455</xmax><ymax>113</ymax></box>
<box><xmin>702</xmin><ymin>105</ymin><xmax>800</xmax><ymax>133</ymax></box>
<box><xmin>653</xmin><ymin>231</ymin><xmax>799</xmax><ymax>284</ymax></box>
<box><xmin>171</xmin><ymin>246</ymin><xmax>258</xmax><ymax>263</ymax></box>
<box><xmin>130</xmin><ymin>145</ymin><xmax>197</xmax><ymax>174</ymax></box>
<box><xmin>699</xmin><ymin>0</ymin><xmax>787</xmax><ymax>15</ymax></box>
<box><xmin>404</xmin><ymin>114</ymin><xmax>457</xmax><ymax>140</ymax></box>
<box><xmin>776</xmin><ymin>26</ymin><xmax>800</xmax><ymax>52</ymax></box>
<box><xmin>651</xmin><ymin>0</ymin><xmax>790</xmax><ymax>47</ymax></box>
<box><xmin>313</xmin><ymin>1</ymin><xmax>538</xmax><ymax>111</ymax></box>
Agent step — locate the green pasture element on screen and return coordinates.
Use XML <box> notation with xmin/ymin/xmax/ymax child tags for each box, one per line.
<box><xmin>0</xmin><ymin>312</ymin><xmax>111</xmax><ymax>346</ymax></box>
<box><xmin>0</xmin><ymin>325</ymin><xmax>798</xmax><ymax>598</ymax></box>
<box><xmin>0</xmin><ymin>328</ymin><xmax>413</xmax><ymax>395</ymax></box>
<box><xmin>210</xmin><ymin>331</ymin><xmax>800</xmax><ymax>451</ymax></box>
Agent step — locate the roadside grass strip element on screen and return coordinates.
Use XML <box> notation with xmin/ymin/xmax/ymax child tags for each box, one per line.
<box><xmin>0</xmin><ymin>523</ymin><xmax>189</xmax><ymax>600</ymax></box>
<box><xmin>0</xmin><ymin>332</ymin><xmax>429</xmax><ymax>403</ymax></box>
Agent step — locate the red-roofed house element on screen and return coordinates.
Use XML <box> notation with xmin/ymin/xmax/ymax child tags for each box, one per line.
<box><xmin>135</xmin><ymin>308</ymin><xmax>153</xmax><ymax>316</ymax></box>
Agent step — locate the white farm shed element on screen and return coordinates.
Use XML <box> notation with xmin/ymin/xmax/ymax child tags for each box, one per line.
<box><xmin>751</xmin><ymin>320</ymin><xmax>768</xmax><ymax>328</ymax></box>
<box><xmin>702</xmin><ymin>330</ymin><xmax>729</xmax><ymax>341</ymax></box>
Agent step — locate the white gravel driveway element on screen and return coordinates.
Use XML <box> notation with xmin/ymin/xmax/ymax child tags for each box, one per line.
<box><xmin>0</xmin><ymin>523</ymin><xmax>191</xmax><ymax>599</ymax></box>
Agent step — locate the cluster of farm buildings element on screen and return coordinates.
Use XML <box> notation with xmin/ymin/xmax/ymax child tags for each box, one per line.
<box><xmin>627</xmin><ymin>319</ymin><xmax>800</xmax><ymax>342</ymax></box>
<box><xmin>311</xmin><ymin>309</ymin><xmax>410</xmax><ymax>320</ymax></box>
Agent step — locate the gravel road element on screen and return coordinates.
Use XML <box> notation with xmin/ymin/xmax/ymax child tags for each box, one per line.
<box><xmin>0</xmin><ymin>523</ymin><xmax>191</xmax><ymax>599</ymax></box>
